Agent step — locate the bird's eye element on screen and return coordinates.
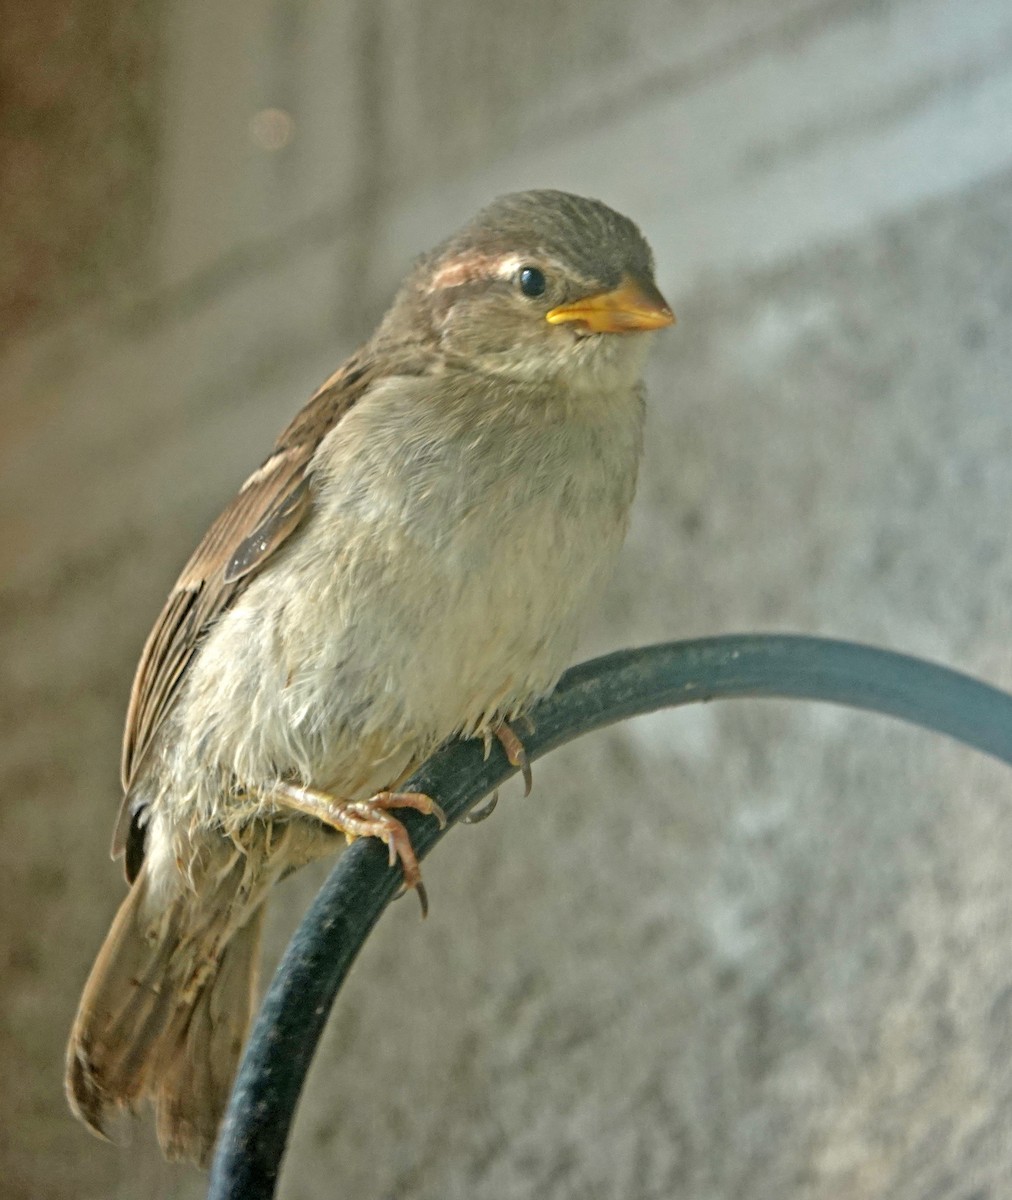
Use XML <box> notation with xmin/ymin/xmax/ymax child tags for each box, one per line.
<box><xmin>517</xmin><ymin>266</ymin><xmax>547</xmax><ymax>298</ymax></box>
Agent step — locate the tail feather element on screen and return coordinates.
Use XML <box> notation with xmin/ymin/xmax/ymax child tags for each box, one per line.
<box><xmin>153</xmin><ymin>913</ymin><xmax>263</xmax><ymax>1164</ymax></box>
<box><xmin>66</xmin><ymin>859</ymin><xmax>266</xmax><ymax>1168</ymax></box>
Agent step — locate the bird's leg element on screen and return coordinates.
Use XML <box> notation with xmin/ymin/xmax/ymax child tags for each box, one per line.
<box><xmin>489</xmin><ymin>719</ymin><xmax>533</xmax><ymax>797</ymax></box>
<box><xmin>272</xmin><ymin>782</ymin><xmax>446</xmax><ymax>916</ymax></box>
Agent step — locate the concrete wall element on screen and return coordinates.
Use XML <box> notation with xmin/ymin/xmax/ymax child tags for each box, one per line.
<box><xmin>4</xmin><ymin>2</ymin><xmax>1012</xmax><ymax>1197</ymax></box>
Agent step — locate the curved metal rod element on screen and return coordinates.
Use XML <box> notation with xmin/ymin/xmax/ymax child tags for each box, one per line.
<box><xmin>208</xmin><ymin>635</ymin><xmax>1012</xmax><ymax>1199</ymax></box>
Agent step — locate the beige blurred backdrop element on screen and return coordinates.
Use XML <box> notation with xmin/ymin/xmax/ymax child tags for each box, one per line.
<box><xmin>5</xmin><ymin>2</ymin><xmax>1012</xmax><ymax>1197</ymax></box>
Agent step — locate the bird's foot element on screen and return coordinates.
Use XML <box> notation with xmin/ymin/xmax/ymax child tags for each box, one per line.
<box><xmin>274</xmin><ymin>782</ymin><xmax>445</xmax><ymax>916</ymax></box>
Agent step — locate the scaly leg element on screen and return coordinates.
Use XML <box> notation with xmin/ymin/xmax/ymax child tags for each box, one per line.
<box><xmin>274</xmin><ymin>782</ymin><xmax>446</xmax><ymax>915</ymax></box>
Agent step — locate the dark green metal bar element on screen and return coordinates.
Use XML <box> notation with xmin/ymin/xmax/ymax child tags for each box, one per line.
<box><xmin>208</xmin><ymin>635</ymin><xmax>1012</xmax><ymax>1199</ymax></box>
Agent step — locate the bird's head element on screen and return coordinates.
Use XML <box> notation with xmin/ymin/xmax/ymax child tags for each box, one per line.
<box><xmin>380</xmin><ymin>190</ymin><xmax>674</xmax><ymax>390</ymax></box>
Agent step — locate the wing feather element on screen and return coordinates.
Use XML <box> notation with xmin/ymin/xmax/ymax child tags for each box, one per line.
<box><xmin>113</xmin><ymin>355</ymin><xmax>376</xmax><ymax>863</ymax></box>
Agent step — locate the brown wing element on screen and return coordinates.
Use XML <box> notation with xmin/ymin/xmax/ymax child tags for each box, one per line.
<box><xmin>113</xmin><ymin>353</ymin><xmax>377</xmax><ymax>866</ymax></box>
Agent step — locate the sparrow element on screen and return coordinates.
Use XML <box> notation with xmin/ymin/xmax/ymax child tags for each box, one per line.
<box><xmin>65</xmin><ymin>189</ymin><xmax>674</xmax><ymax>1166</ymax></box>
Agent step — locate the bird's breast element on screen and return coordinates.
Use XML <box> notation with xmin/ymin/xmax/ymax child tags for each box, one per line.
<box><xmin>311</xmin><ymin>376</ymin><xmax>642</xmax><ymax>728</ymax></box>
<box><xmin>181</xmin><ymin>374</ymin><xmax>645</xmax><ymax>796</ymax></box>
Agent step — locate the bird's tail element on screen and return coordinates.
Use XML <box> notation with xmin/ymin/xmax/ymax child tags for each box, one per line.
<box><xmin>66</xmin><ymin>852</ymin><xmax>267</xmax><ymax>1167</ymax></box>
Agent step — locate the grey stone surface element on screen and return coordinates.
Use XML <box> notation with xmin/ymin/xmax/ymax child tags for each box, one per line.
<box><xmin>4</xmin><ymin>2</ymin><xmax>1012</xmax><ymax>1198</ymax></box>
<box><xmin>0</xmin><ymin>0</ymin><xmax>160</xmax><ymax>342</ymax></box>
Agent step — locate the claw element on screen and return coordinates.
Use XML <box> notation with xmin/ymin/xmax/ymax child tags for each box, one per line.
<box><xmin>414</xmin><ymin>879</ymin><xmax>429</xmax><ymax>918</ymax></box>
<box><xmin>393</xmin><ymin>879</ymin><xmax>429</xmax><ymax>917</ymax></box>
<box><xmin>494</xmin><ymin>721</ymin><xmax>533</xmax><ymax>797</ymax></box>
<box><xmin>516</xmin><ymin>750</ymin><xmax>533</xmax><ymax>798</ymax></box>
<box><xmin>463</xmin><ymin>790</ymin><xmax>499</xmax><ymax>825</ymax></box>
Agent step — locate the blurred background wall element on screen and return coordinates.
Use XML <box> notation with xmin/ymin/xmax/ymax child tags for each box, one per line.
<box><xmin>4</xmin><ymin>1</ymin><xmax>1012</xmax><ymax>1197</ymax></box>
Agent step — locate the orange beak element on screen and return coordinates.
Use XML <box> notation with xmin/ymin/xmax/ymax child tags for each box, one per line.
<box><xmin>546</xmin><ymin>274</ymin><xmax>675</xmax><ymax>334</ymax></box>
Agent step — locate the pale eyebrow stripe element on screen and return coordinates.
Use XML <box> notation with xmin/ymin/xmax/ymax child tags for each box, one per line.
<box><xmin>426</xmin><ymin>253</ymin><xmax>524</xmax><ymax>292</ymax></box>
